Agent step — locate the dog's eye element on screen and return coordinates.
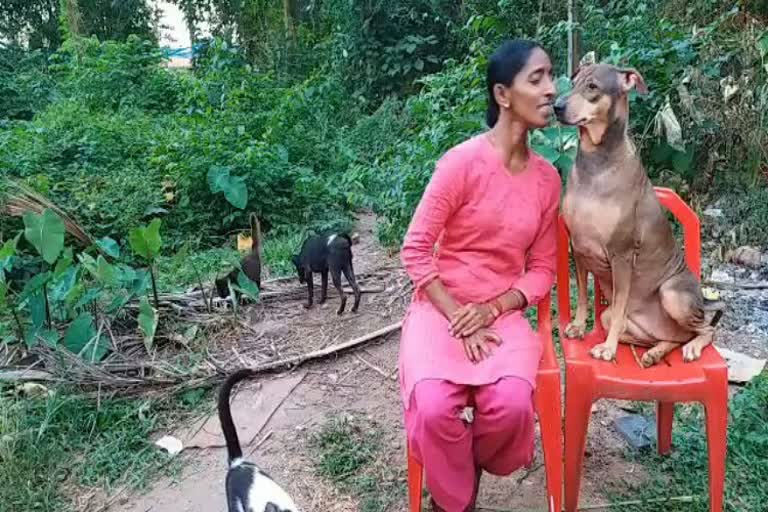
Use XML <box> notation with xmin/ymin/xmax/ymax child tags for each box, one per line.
<box><xmin>587</xmin><ymin>82</ymin><xmax>599</xmax><ymax>91</ymax></box>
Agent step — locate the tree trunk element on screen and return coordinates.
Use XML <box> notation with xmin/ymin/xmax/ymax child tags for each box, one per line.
<box><xmin>567</xmin><ymin>0</ymin><xmax>581</xmax><ymax>76</ymax></box>
<box><xmin>283</xmin><ymin>0</ymin><xmax>295</xmax><ymax>43</ymax></box>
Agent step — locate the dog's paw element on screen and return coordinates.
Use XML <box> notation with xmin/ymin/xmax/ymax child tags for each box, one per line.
<box><xmin>681</xmin><ymin>342</ymin><xmax>703</xmax><ymax>362</ymax></box>
<box><xmin>640</xmin><ymin>349</ymin><xmax>664</xmax><ymax>368</ymax></box>
<box><xmin>590</xmin><ymin>342</ymin><xmax>617</xmax><ymax>361</ymax></box>
<box><xmin>564</xmin><ymin>321</ymin><xmax>587</xmax><ymax>339</ymax></box>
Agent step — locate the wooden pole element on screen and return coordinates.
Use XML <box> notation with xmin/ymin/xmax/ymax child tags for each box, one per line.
<box><xmin>567</xmin><ymin>0</ymin><xmax>581</xmax><ymax>76</ymax></box>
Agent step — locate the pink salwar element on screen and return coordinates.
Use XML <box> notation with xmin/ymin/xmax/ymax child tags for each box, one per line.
<box><xmin>406</xmin><ymin>377</ymin><xmax>536</xmax><ymax>511</ymax></box>
<box><xmin>398</xmin><ymin>132</ymin><xmax>560</xmax><ymax>511</ymax></box>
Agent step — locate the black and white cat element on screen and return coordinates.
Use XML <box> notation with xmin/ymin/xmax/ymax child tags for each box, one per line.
<box><xmin>218</xmin><ymin>369</ymin><xmax>300</xmax><ymax>512</ymax></box>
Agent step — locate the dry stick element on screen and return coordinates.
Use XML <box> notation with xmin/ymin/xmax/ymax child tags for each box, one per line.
<box><xmin>355</xmin><ymin>354</ymin><xmax>395</xmax><ymax>381</ymax></box>
<box><xmin>704</xmin><ymin>280</ymin><xmax>768</xmax><ymax>290</ymax></box>
<box><xmin>476</xmin><ymin>495</ymin><xmax>696</xmax><ymax>512</ymax></box>
<box><xmin>246</xmin><ymin>322</ymin><xmax>402</xmax><ymax>374</ymax></box>
<box><xmin>576</xmin><ymin>495</ymin><xmax>696</xmax><ymax>510</ymax></box>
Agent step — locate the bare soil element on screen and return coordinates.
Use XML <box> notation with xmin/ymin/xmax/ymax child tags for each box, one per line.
<box><xmin>107</xmin><ymin>212</ymin><xmax>765</xmax><ymax>512</ymax></box>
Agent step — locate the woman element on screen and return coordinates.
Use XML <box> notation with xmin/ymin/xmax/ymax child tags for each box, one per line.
<box><xmin>399</xmin><ymin>39</ymin><xmax>559</xmax><ymax>512</ymax></box>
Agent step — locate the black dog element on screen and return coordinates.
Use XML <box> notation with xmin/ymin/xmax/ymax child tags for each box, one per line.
<box><xmin>291</xmin><ymin>233</ymin><xmax>361</xmax><ymax>315</ymax></box>
<box><xmin>216</xmin><ymin>213</ymin><xmax>262</xmax><ymax>299</ymax></box>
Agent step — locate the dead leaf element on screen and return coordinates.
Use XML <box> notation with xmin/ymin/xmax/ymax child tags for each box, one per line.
<box><xmin>654</xmin><ymin>96</ymin><xmax>685</xmax><ymax>151</ymax></box>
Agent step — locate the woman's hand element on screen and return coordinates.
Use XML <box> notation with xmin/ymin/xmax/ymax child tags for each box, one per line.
<box><xmin>450</xmin><ymin>303</ymin><xmax>495</xmax><ymax>337</ymax></box>
<box><xmin>461</xmin><ymin>328</ymin><xmax>502</xmax><ymax>364</ymax></box>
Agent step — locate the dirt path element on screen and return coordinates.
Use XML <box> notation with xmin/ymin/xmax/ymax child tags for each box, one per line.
<box><xmin>110</xmin><ymin>211</ymin><xmax>767</xmax><ymax>512</ymax></box>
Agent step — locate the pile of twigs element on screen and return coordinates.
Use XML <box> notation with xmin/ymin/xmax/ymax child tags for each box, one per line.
<box><xmin>1</xmin><ymin>179</ymin><xmax>95</xmax><ymax>247</ymax></box>
<box><xmin>2</xmin><ymin>267</ymin><xmax>410</xmax><ymax>396</ymax></box>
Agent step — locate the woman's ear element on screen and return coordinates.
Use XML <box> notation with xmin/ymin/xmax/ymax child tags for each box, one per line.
<box><xmin>493</xmin><ymin>83</ymin><xmax>510</xmax><ymax>109</ymax></box>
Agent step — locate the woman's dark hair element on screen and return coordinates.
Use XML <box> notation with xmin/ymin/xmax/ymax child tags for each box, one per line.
<box><xmin>486</xmin><ymin>39</ymin><xmax>543</xmax><ymax>127</ymax></box>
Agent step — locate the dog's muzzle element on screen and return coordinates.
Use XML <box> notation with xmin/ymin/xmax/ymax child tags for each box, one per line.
<box><xmin>553</xmin><ymin>98</ymin><xmax>567</xmax><ymax>120</ymax></box>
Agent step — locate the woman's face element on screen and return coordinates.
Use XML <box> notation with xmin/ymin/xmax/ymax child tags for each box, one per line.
<box><xmin>495</xmin><ymin>47</ymin><xmax>556</xmax><ymax>129</ymax></box>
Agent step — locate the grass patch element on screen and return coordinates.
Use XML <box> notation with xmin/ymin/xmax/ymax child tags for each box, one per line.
<box><xmin>611</xmin><ymin>373</ymin><xmax>768</xmax><ymax>511</ymax></box>
<box><xmin>0</xmin><ymin>385</ymin><xmax>211</xmax><ymax>512</ymax></box>
<box><xmin>311</xmin><ymin>416</ymin><xmax>405</xmax><ymax>512</ymax></box>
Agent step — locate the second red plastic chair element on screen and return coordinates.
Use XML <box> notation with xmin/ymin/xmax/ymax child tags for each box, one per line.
<box><xmin>556</xmin><ymin>187</ymin><xmax>728</xmax><ymax>512</ymax></box>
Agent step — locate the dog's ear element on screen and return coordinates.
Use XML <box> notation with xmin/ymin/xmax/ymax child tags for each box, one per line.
<box><xmin>618</xmin><ymin>67</ymin><xmax>648</xmax><ymax>95</ymax></box>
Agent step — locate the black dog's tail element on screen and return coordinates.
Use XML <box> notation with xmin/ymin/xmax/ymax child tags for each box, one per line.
<box><xmin>250</xmin><ymin>213</ymin><xmax>261</xmax><ymax>253</ymax></box>
<box><xmin>218</xmin><ymin>368</ymin><xmax>256</xmax><ymax>465</ymax></box>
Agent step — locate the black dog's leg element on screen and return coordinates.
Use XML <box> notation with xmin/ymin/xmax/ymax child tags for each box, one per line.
<box><xmin>331</xmin><ymin>268</ymin><xmax>346</xmax><ymax>315</ymax></box>
<box><xmin>319</xmin><ymin>269</ymin><xmax>328</xmax><ymax>304</ymax></box>
<box><xmin>304</xmin><ymin>269</ymin><xmax>314</xmax><ymax>309</ymax></box>
<box><xmin>342</xmin><ymin>264</ymin><xmax>362</xmax><ymax>313</ymax></box>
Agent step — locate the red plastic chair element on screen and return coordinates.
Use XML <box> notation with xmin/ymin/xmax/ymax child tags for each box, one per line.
<box><xmin>556</xmin><ymin>187</ymin><xmax>728</xmax><ymax>512</ymax></box>
<box><xmin>406</xmin><ymin>292</ymin><xmax>563</xmax><ymax>512</ymax></box>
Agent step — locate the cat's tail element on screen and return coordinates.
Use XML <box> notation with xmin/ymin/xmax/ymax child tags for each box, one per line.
<box><xmin>218</xmin><ymin>368</ymin><xmax>256</xmax><ymax>465</ymax></box>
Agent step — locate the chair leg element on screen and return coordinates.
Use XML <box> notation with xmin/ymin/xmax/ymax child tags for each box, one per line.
<box><xmin>657</xmin><ymin>401</ymin><xmax>674</xmax><ymax>455</ymax></box>
<box><xmin>705</xmin><ymin>379</ymin><xmax>728</xmax><ymax>512</ymax></box>
<box><xmin>564</xmin><ymin>371</ymin><xmax>593</xmax><ymax>512</ymax></box>
<box><xmin>535</xmin><ymin>372</ymin><xmax>563</xmax><ymax>512</ymax></box>
<box><xmin>407</xmin><ymin>446</ymin><xmax>424</xmax><ymax>512</ymax></box>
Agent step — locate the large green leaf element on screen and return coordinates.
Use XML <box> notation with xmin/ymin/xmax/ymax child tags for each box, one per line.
<box><xmin>19</xmin><ymin>271</ymin><xmax>52</xmax><ymax>303</ymax></box>
<box><xmin>54</xmin><ymin>248</ymin><xmax>74</xmax><ymax>277</ymax></box>
<box><xmin>234</xmin><ymin>272</ymin><xmax>261</xmax><ymax>302</ymax></box>
<box><xmin>49</xmin><ymin>266</ymin><xmax>79</xmax><ymax>303</ymax></box>
<box><xmin>81</xmin><ymin>333</ymin><xmax>110</xmax><ymax>363</ymax></box>
<box><xmin>37</xmin><ymin>329</ymin><xmax>59</xmax><ymax>348</ymax></box>
<box><xmin>63</xmin><ymin>313</ymin><xmax>107</xmax><ymax>361</ymax></box>
<box><xmin>207</xmin><ymin>166</ymin><xmax>248</xmax><ymax>209</ymax></box>
<box><xmin>23</xmin><ymin>209</ymin><xmax>65</xmax><ymax>265</ymax></box>
<box><xmin>96</xmin><ymin>237</ymin><xmax>121</xmax><ymax>258</ymax></box>
<box><xmin>95</xmin><ymin>256</ymin><xmax>118</xmax><ymax>286</ymax></box>
<box><xmin>672</xmin><ymin>147</ymin><xmax>695</xmax><ymax>175</ymax></box>
<box><xmin>138</xmin><ymin>296</ymin><xmax>158</xmax><ymax>353</ymax></box>
<box><xmin>129</xmin><ymin>219</ymin><xmax>162</xmax><ymax>261</ymax></box>
<box><xmin>63</xmin><ymin>313</ymin><xmax>96</xmax><ymax>355</ymax></box>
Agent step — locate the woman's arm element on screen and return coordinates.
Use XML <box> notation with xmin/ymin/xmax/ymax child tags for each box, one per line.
<box><xmin>401</xmin><ymin>150</ymin><xmax>466</xmax><ymax>321</ymax></box>
<box><xmin>509</xmin><ymin>170</ymin><xmax>560</xmax><ymax>308</ymax></box>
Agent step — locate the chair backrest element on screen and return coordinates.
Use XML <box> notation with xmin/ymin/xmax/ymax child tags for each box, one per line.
<box><xmin>556</xmin><ymin>186</ymin><xmax>701</xmax><ymax>332</ymax></box>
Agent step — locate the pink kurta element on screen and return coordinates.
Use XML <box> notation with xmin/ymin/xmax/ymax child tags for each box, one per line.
<box><xmin>399</xmin><ymin>132</ymin><xmax>560</xmax><ymax>408</ymax></box>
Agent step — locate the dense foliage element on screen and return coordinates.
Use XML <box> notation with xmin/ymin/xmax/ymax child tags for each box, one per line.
<box><xmin>0</xmin><ymin>0</ymin><xmax>766</xmax><ymax>353</ymax></box>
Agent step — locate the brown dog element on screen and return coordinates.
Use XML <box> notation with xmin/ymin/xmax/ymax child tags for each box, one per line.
<box><xmin>553</xmin><ymin>63</ymin><xmax>724</xmax><ymax>367</ymax></box>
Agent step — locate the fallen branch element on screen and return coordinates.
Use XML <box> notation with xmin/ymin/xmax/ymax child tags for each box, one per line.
<box><xmin>575</xmin><ymin>495</ymin><xmax>695</xmax><ymax>510</ymax></box>
<box><xmin>704</xmin><ymin>280</ymin><xmax>768</xmax><ymax>290</ymax></box>
<box><xmin>0</xmin><ymin>368</ymin><xmax>56</xmax><ymax>382</ymax></box>
<box><xmin>250</xmin><ymin>321</ymin><xmax>402</xmax><ymax>374</ymax></box>
<box><xmin>476</xmin><ymin>495</ymin><xmax>695</xmax><ymax>512</ymax></box>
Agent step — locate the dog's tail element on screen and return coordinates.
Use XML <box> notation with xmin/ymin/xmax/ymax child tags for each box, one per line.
<box><xmin>250</xmin><ymin>213</ymin><xmax>261</xmax><ymax>253</ymax></box>
<box><xmin>218</xmin><ymin>368</ymin><xmax>256</xmax><ymax>465</ymax></box>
